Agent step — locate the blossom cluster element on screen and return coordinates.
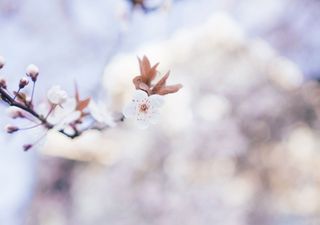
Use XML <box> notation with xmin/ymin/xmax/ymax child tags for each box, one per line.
<box><xmin>0</xmin><ymin>55</ymin><xmax>181</xmax><ymax>151</ymax></box>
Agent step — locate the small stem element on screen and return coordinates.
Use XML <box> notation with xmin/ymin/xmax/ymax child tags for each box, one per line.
<box><xmin>32</xmin><ymin>130</ymin><xmax>49</xmax><ymax>147</ymax></box>
<box><xmin>13</xmin><ymin>88</ymin><xmax>21</xmax><ymax>100</ymax></box>
<box><xmin>30</xmin><ymin>81</ymin><xmax>36</xmax><ymax>103</ymax></box>
<box><xmin>0</xmin><ymin>87</ymin><xmax>52</xmax><ymax>128</ymax></box>
<box><xmin>19</xmin><ymin>123</ymin><xmax>42</xmax><ymax>131</ymax></box>
<box><xmin>45</xmin><ymin>104</ymin><xmax>56</xmax><ymax>120</ymax></box>
<box><xmin>23</xmin><ymin>114</ymin><xmax>40</xmax><ymax>124</ymax></box>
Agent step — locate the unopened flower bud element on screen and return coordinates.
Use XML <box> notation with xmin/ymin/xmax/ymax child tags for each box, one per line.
<box><xmin>26</xmin><ymin>64</ymin><xmax>39</xmax><ymax>82</ymax></box>
<box><xmin>47</xmin><ymin>85</ymin><xmax>68</xmax><ymax>105</ymax></box>
<box><xmin>23</xmin><ymin>144</ymin><xmax>33</xmax><ymax>151</ymax></box>
<box><xmin>0</xmin><ymin>56</ymin><xmax>4</xmax><ymax>69</ymax></box>
<box><xmin>0</xmin><ymin>77</ymin><xmax>7</xmax><ymax>89</ymax></box>
<box><xmin>4</xmin><ymin>124</ymin><xmax>19</xmax><ymax>133</ymax></box>
<box><xmin>19</xmin><ymin>77</ymin><xmax>29</xmax><ymax>89</ymax></box>
<box><xmin>6</xmin><ymin>106</ymin><xmax>24</xmax><ymax>119</ymax></box>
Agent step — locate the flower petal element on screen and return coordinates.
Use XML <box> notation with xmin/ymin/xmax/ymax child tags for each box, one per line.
<box><xmin>149</xmin><ymin>94</ymin><xmax>164</xmax><ymax>107</ymax></box>
<box><xmin>89</xmin><ymin>100</ymin><xmax>103</xmax><ymax>122</ymax></box>
<box><xmin>132</xmin><ymin>90</ymin><xmax>148</xmax><ymax>101</ymax></box>
<box><xmin>61</xmin><ymin>99</ymin><xmax>77</xmax><ymax>112</ymax></box>
<box><xmin>63</xmin><ymin>126</ymin><xmax>76</xmax><ymax>136</ymax></box>
<box><xmin>52</xmin><ymin>111</ymin><xmax>81</xmax><ymax>128</ymax></box>
<box><xmin>64</xmin><ymin>111</ymin><xmax>81</xmax><ymax>124</ymax></box>
<box><xmin>136</xmin><ymin>119</ymin><xmax>149</xmax><ymax>129</ymax></box>
<box><xmin>47</xmin><ymin>85</ymin><xmax>68</xmax><ymax>105</ymax></box>
<box><xmin>123</xmin><ymin>102</ymin><xmax>136</xmax><ymax>118</ymax></box>
<box><xmin>149</xmin><ymin>110</ymin><xmax>160</xmax><ymax>124</ymax></box>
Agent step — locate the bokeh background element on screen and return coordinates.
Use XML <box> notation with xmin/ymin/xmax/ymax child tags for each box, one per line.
<box><xmin>1</xmin><ymin>0</ymin><xmax>320</xmax><ymax>224</ymax></box>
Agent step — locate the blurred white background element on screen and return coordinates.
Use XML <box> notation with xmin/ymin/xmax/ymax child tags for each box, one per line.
<box><xmin>1</xmin><ymin>0</ymin><xmax>320</xmax><ymax>224</ymax></box>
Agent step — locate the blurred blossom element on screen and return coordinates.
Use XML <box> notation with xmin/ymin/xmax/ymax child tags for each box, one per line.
<box><xmin>47</xmin><ymin>85</ymin><xmax>68</xmax><ymax>105</ymax></box>
<box><xmin>1</xmin><ymin>0</ymin><xmax>320</xmax><ymax>225</ymax></box>
<box><xmin>89</xmin><ymin>100</ymin><xmax>116</xmax><ymax>127</ymax></box>
<box><xmin>196</xmin><ymin>94</ymin><xmax>231</xmax><ymax>122</ymax></box>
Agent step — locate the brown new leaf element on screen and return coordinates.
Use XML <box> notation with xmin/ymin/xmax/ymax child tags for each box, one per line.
<box><xmin>138</xmin><ymin>56</ymin><xmax>159</xmax><ymax>85</ymax></box>
<box><xmin>133</xmin><ymin>56</ymin><xmax>182</xmax><ymax>96</ymax></box>
<box><xmin>74</xmin><ymin>82</ymin><xmax>90</xmax><ymax>113</ymax></box>
<box><xmin>151</xmin><ymin>71</ymin><xmax>170</xmax><ymax>94</ymax></box>
<box><xmin>154</xmin><ymin>84</ymin><xmax>183</xmax><ymax>95</ymax></box>
<box><xmin>133</xmin><ymin>76</ymin><xmax>143</xmax><ymax>90</ymax></box>
<box><xmin>76</xmin><ymin>98</ymin><xmax>90</xmax><ymax>112</ymax></box>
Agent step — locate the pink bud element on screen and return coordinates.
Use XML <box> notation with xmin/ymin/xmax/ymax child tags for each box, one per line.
<box><xmin>23</xmin><ymin>144</ymin><xmax>33</xmax><ymax>151</ymax></box>
<box><xmin>4</xmin><ymin>124</ymin><xmax>19</xmax><ymax>133</ymax></box>
<box><xmin>26</xmin><ymin>64</ymin><xmax>39</xmax><ymax>82</ymax></box>
<box><xmin>19</xmin><ymin>77</ymin><xmax>29</xmax><ymax>89</ymax></box>
<box><xmin>0</xmin><ymin>56</ymin><xmax>4</xmax><ymax>69</ymax></box>
<box><xmin>6</xmin><ymin>106</ymin><xmax>24</xmax><ymax>119</ymax></box>
<box><xmin>0</xmin><ymin>77</ymin><xmax>7</xmax><ymax>89</ymax></box>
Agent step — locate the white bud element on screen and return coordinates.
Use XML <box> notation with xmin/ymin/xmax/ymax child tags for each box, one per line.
<box><xmin>47</xmin><ymin>85</ymin><xmax>68</xmax><ymax>105</ymax></box>
<box><xmin>4</xmin><ymin>124</ymin><xmax>19</xmax><ymax>133</ymax></box>
<box><xmin>19</xmin><ymin>76</ymin><xmax>29</xmax><ymax>89</ymax></box>
<box><xmin>0</xmin><ymin>55</ymin><xmax>4</xmax><ymax>69</ymax></box>
<box><xmin>26</xmin><ymin>64</ymin><xmax>39</xmax><ymax>81</ymax></box>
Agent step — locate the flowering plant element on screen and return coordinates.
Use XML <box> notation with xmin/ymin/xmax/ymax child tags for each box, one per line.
<box><xmin>0</xmin><ymin>55</ymin><xmax>182</xmax><ymax>151</ymax></box>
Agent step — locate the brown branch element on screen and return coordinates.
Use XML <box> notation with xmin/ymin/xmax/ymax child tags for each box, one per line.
<box><xmin>0</xmin><ymin>87</ymin><xmax>74</xmax><ymax>136</ymax></box>
<box><xmin>0</xmin><ymin>87</ymin><xmax>49</xmax><ymax>124</ymax></box>
<box><xmin>0</xmin><ymin>87</ymin><xmax>125</xmax><ymax>139</ymax></box>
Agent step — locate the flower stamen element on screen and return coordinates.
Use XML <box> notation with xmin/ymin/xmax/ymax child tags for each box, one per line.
<box><xmin>139</xmin><ymin>103</ymin><xmax>149</xmax><ymax>113</ymax></box>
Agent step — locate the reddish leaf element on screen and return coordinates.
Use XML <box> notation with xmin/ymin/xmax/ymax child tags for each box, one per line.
<box><xmin>133</xmin><ymin>76</ymin><xmax>143</xmax><ymax>89</ymax></box>
<box><xmin>76</xmin><ymin>98</ymin><xmax>91</xmax><ymax>111</ymax></box>
<box><xmin>74</xmin><ymin>82</ymin><xmax>91</xmax><ymax>112</ymax></box>
<box><xmin>140</xmin><ymin>56</ymin><xmax>151</xmax><ymax>79</ymax></box>
<box><xmin>156</xmin><ymin>84</ymin><xmax>183</xmax><ymax>95</ymax></box>
<box><xmin>147</xmin><ymin>62</ymin><xmax>159</xmax><ymax>84</ymax></box>
<box><xmin>138</xmin><ymin>56</ymin><xmax>159</xmax><ymax>85</ymax></box>
<box><xmin>152</xmin><ymin>70</ymin><xmax>170</xmax><ymax>94</ymax></box>
<box><xmin>74</xmin><ymin>82</ymin><xmax>80</xmax><ymax>102</ymax></box>
<box><xmin>133</xmin><ymin>56</ymin><xmax>182</xmax><ymax>96</ymax></box>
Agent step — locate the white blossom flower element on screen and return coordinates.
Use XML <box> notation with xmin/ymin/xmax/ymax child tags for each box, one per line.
<box><xmin>47</xmin><ymin>85</ymin><xmax>68</xmax><ymax>105</ymax></box>
<box><xmin>123</xmin><ymin>90</ymin><xmax>164</xmax><ymax>129</ymax></box>
<box><xmin>54</xmin><ymin>110</ymin><xmax>81</xmax><ymax>136</ymax></box>
<box><xmin>26</xmin><ymin>64</ymin><xmax>39</xmax><ymax>81</ymax></box>
<box><xmin>38</xmin><ymin>98</ymin><xmax>81</xmax><ymax>135</ymax></box>
<box><xmin>89</xmin><ymin>100</ymin><xmax>116</xmax><ymax>127</ymax></box>
<box><xmin>19</xmin><ymin>76</ymin><xmax>29</xmax><ymax>89</ymax></box>
<box><xmin>50</xmin><ymin>99</ymin><xmax>80</xmax><ymax>129</ymax></box>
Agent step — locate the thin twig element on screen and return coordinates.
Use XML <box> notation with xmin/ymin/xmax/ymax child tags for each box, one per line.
<box><xmin>0</xmin><ymin>87</ymin><xmax>51</xmax><ymax>127</ymax></box>
<box><xmin>30</xmin><ymin>81</ymin><xmax>36</xmax><ymax>103</ymax></box>
<box><xmin>13</xmin><ymin>88</ymin><xmax>21</xmax><ymax>100</ymax></box>
<box><xmin>0</xmin><ymin>87</ymin><xmax>125</xmax><ymax>139</ymax></box>
<box><xmin>19</xmin><ymin>123</ymin><xmax>42</xmax><ymax>131</ymax></box>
